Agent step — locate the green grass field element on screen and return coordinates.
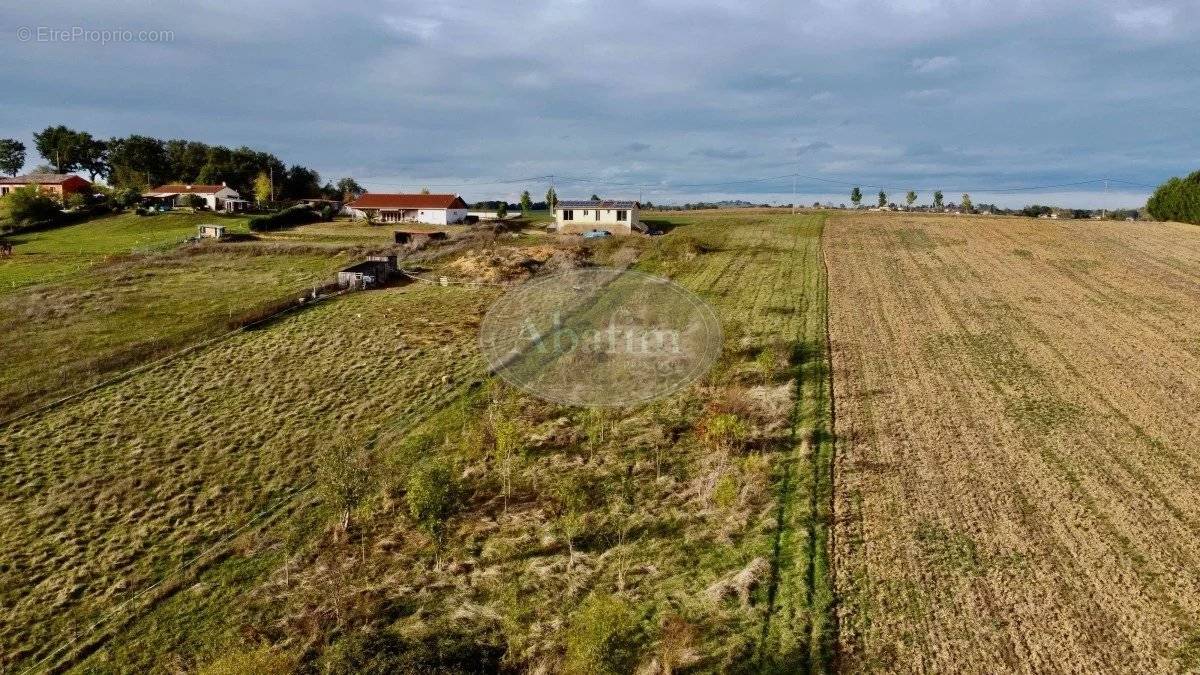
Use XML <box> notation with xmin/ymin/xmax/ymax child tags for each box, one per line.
<box><xmin>0</xmin><ymin>209</ymin><xmax>837</xmax><ymax>673</ymax></box>
<box><xmin>0</xmin><ymin>211</ymin><xmax>252</xmax><ymax>292</ymax></box>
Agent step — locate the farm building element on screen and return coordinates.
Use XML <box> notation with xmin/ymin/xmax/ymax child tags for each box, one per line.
<box><xmin>337</xmin><ymin>255</ymin><xmax>399</xmax><ymax>289</ymax></box>
<box><xmin>394</xmin><ymin>228</ymin><xmax>449</xmax><ymax>246</ymax></box>
<box><xmin>0</xmin><ymin>173</ymin><xmax>91</xmax><ymax>198</ymax></box>
<box><xmin>144</xmin><ymin>183</ymin><xmax>246</xmax><ymax>212</ymax></box>
<box><xmin>553</xmin><ymin>200</ymin><xmax>642</xmax><ymax>235</ymax></box>
<box><xmin>197</xmin><ymin>224</ymin><xmax>226</xmax><ymax>239</ymax></box>
<box><xmin>346</xmin><ymin>193</ymin><xmax>469</xmax><ymax>225</ymax></box>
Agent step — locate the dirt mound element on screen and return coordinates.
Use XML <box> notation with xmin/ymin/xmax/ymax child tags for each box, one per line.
<box><xmin>445</xmin><ymin>245</ymin><xmax>589</xmax><ymax>284</ymax></box>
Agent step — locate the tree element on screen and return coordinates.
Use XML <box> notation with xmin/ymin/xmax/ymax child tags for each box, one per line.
<box><xmin>420</xmin><ymin>186</ymin><xmax>431</xmax><ymax>194</ymax></box>
<box><xmin>545</xmin><ymin>186</ymin><xmax>558</xmax><ymax>210</ymax></box>
<box><xmin>0</xmin><ymin>139</ymin><xmax>26</xmax><ymax>176</ymax></box>
<box><xmin>1146</xmin><ymin>171</ymin><xmax>1200</xmax><ymax>225</ymax></box>
<box><xmin>519</xmin><ymin>190</ymin><xmax>532</xmax><ymax>215</ymax></box>
<box><xmin>253</xmin><ymin>172</ymin><xmax>272</xmax><ymax>204</ymax></box>
<box><xmin>551</xmin><ymin>474</ymin><xmax>592</xmax><ymax>573</ymax></box>
<box><xmin>850</xmin><ymin>186</ymin><xmax>862</xmax><ymax>207</ymax></box>
<box><xmin>933</xmin><ymin>190</ymin><xmax>944</xmax><ymax>209</ymax></box>
<box><xmin>78</xmin><ymin>134</ymin><xmax>109</xmax><ymax>181</ymax></box>
<box><xmin>107</xmin><ymin>135</ymin><xmax>168</xmax><ymax>188</ymax></box>
<box><xmin>877</xmin><ymin>190</ymin><xmax>887</xmax><ymax>207</ymax></box>
<box><xmin>496</xmin><ymin>201</ymin><xmax>508</xmax><ymax>218</ymax></box>
<box><xmin>282</xmin><ymin>164</ymin><xmax>321</xmax><ymax>199</ymax></box>
<box><xmin>317</xmin><ymin>439</ymin><xmax>376</xmax><ymax>532</ymax></box>
<box><xmin>405</xmin><ymin>459</ymin><xmax>458</xmax><ymax>548</ymax></box>
<box><xmin>960</xmin><ymin>193</ymin><xmax>973</xmax><ymax>213</ymax></box>
<box><xmin>32</xmin><ymin>125</ymin><xmax>86</xmax><ymax>173</ymax></box>
<box><xmin>336</xmin><ymin>177</ymin><xmax>364</xmax><ymax>202</ymax></box>
<box><xmin>906</xmin><ymin>190</ymin><xmax>917</xmax><ymax>207</ymax></box>
<box><xmin>590</xmin><ymin>193</ymin><xmax>601</xmax><ymax>201</ymax></box>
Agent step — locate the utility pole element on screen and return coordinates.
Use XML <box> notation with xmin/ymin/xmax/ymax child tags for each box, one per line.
<box><xmin>1102</xmin><ymin>179</ymin><xmax>1108</xmax><ymax>219</ymax></box>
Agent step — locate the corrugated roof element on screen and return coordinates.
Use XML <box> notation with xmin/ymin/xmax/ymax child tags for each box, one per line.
<box><xmin>556</xmin><ymin>200</ymin><xmax>638</xmax><ymax>209</ymax></box>
<box><xmin>0</xmin><ymin>173</ymin><xmax>89</xmax><ymax>185</ymax></box>
<box><xmin>347</xmin><ymin>193</ymin><xmax>468</xmax><ymax>209</ymax></box>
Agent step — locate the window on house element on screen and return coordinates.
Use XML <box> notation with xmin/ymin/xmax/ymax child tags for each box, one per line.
<box><xmin>562</xmin><ymin>209</ymin><xmax>574</xmax><ymax>220</ymax></box>
<box><xmin>616</xmin><ymin>210</ymin><xmax>627</xmax><ymax>221</ymax></box>
<box><xmin>582</xmin><ymin>210</ymin><xmax>589</xmax><ymax>216</ymax></box>
<box><xmin>595</xmin><ymin>210</ymin><xmax>601</xmax><ymax>220</ymax></box>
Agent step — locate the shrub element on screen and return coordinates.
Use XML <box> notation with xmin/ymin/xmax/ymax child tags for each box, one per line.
<box><xmin>1146</xmin><ymin>171</ymin><xmax>1200</xmax><ymax>225</ymax></box>
<box><xmin>65</xmin><ymin>192</ymin><xmax>89</xmax><ymax>210</ymax></box>
<box><xmin>4</xmin><ymin>185</ymin><xmax>61</xmax><ymax>225</ymax></box>
<box><xmin>248</xmin><ymin>204</ymin><xmax>321</xmax><ymax>231</ymax></box>
<box><xmin>565</xmin><ymin>593</ymin><xmax>641</xmax><ymax>675</ymax></box>
<box><xmin>405</xmin><ymin>458</ymin><xmax>459</xmax><ymax>543</ymax></box>
<box><xmin>702</xmin><ymin>413</ymin><xmax>749</xmax><ymax>455</ymax></box>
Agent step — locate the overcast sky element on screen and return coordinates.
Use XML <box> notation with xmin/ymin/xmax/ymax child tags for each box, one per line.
<box><xmin>2</xmin><ymin>1</ymin><xmax>1196</xmax><ymax>207</ymax></box>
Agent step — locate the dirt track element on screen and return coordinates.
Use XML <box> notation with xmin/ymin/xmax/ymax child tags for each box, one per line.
<box><xmin>826</xmin><ymin>214</ymin><xmax>1200</xmax><ymax>672</ymax></box>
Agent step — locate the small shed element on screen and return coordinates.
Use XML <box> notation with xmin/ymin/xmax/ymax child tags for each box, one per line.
<box><xmin>337</xmin><ymin>255</ymin><xmax>398</xmax><ymax>290</ymax></box>
<box><xmin>394</xmin><ymin>229</ymin><xmax>449</xmax><ymax>246</ymax></box>
<box><xmin>198</xmin><ymin>224</ymin><xmax>226</xmax><ymax>239</ymax></box>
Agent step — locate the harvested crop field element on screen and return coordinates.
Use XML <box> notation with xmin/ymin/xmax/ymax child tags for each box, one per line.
<box><xmin>826</xmin><ymin>213</ymin><xmax>1200</xmax><ymax>672</ymax></box>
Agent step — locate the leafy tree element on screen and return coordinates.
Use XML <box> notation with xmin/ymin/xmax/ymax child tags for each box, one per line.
<box><xmin>551</xmin><ymin>474</ymin><xmax>592</xmax><ymax>573</ymax></box>
<box><xmin>283</xmin><ymin>164</ymin><xmax>321</xmax><ymax>199</ymax></box>
<box><xmin>960</xmin><ymin>193</ymin><xmax>973</xmax><ymax>212</ymax></box>
<box><xmin>336</xmin><ymin>177</ymin><xmax>364</xmax><ymax>201</ymax></box>
<box><xmin>253</xmin><ymin>172</ymin><xmax>272</xmax><ymax>204</ymax></box>
<box><xmin>906</xmin><ymin>190</ymin><xmax>917</xmax><ymax>207</ymax></box>
<box><xmin>0</xmin><ymin>139</ymin><xmax>26</xmax><ymax>176</ymax></box>
<box><xmin>546</xmin><ymin>186</ymin><xmax>558</xmax><ymax>210</ymax></box>
<box><xmin>78</xmin><ymin>134</ymin><xmax>109</xmax><ymax>181</ymax></box>
<box><xmin>4</xmin><ymin>184</ymin><xmax>62</xmax><ymax>225</ymax></box>
<box><xmin>590</xmin><ymin>193</ymin><xmax>601</xmax><ymax>201</ymax></box>
<box><xmin>107</xmin><ymin>135</ymin><xmax>168</xmax><ymax>188</ymax></box>
<box><xmin>32</xmin><ymin>125</ymin><xmax>86</xmax><ymax>173</ymax></box>
<box><xmin>405</xmin><ymin>459</ymin><xmax>458</xmax><ymax>547</ymax></box>
<box><xmin>933</xmin><ymin>190</ymin><xmax>944</xmax><ymax>208</ymax></box>
<box><xmin>519</xmin><ymin>190</ymin><xmax>532</xmax><ymax>215</ymax></box>
<box><xmin>496</xmin><ymin>201</ymin><xmax>508</xmax><ymax>218</ymax></box>
<box><xmin>877</xmin><ymin>190</ymin><xmax>887</xmax><ymax>207</ymax></box>
<box><xmin>849</xmin><ymin>186</ymin><xmax>862</xmax><ymax>206</ymax></box>
<box><xmin>164</xmin><ymin>139</ymin><xmax>210</xmax><ymax>184</ymax></box>
<box><xmin>1146</xmin><ymin>171</ymin><xmax>1200</xmax><ymax>225</ymax></box>
<box><xmin>420</xmin><ymin>186</ymin><xmax>431</xmax><ymax>194</ymax></box>
<box><xmin>317</xmin><ymin>439</ymin><xmax>376</xmax><ymax>532</ymax></box>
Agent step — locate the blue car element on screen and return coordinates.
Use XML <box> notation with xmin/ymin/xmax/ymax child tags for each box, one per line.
<box><xmin>581</xmin><ymin>229</ymin><xmax>612</xmax><ymax>239</ymax></box>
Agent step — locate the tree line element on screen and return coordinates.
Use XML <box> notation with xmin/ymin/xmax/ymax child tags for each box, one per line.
<box><xmin>0</xmin><ymin>125</ymin><xmax>366</xmax><ymax>202</ymax></box>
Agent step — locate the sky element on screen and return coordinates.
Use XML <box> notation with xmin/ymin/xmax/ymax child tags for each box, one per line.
<box><xmin>2</xmin><ymin>0</ymin><xmax>1197</xmax><ymax>208</ymax></box>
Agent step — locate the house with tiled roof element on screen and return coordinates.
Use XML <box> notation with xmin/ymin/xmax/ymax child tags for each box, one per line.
<box><xmin>0</xmin><ymin>173</ymin><xmax>91</xmax><ymax>199</ymax></box>
<box><xmin>346</xmin><ymin>193</ymin><xmax>469</xmax><ymax>225</ymax></box>
<box><xmin>144</xmin><ymin>182</ymin><xmax>246</xmax><ymax>212</ymax></box>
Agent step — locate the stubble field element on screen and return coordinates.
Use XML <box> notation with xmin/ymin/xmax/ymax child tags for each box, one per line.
<box><xmin>826</xmin><ymin>213</ymin><xmax>1200</xmax><ymax>672</ymax></box>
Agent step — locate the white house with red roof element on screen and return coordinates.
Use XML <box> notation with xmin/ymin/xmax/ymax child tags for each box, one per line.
<box><xmin>144</xmin><ymin>182</ymin><xmax>245</xmax><ymax>211</ymax></box>
<box><xmin>346</xmin><ymin>193</ymin><xmax>469</xmax><ymax>225</ymax></box>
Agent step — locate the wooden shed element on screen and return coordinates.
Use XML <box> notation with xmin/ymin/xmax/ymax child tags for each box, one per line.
<box><xmin>198</xmin><ymin>224</ymin><xmax>226</xmax><ymax>239</ymax></box>
<box><xmin>337</xmin><ymin>255</ymin><xmax>398</xmax><ymax>290</ymax></box>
